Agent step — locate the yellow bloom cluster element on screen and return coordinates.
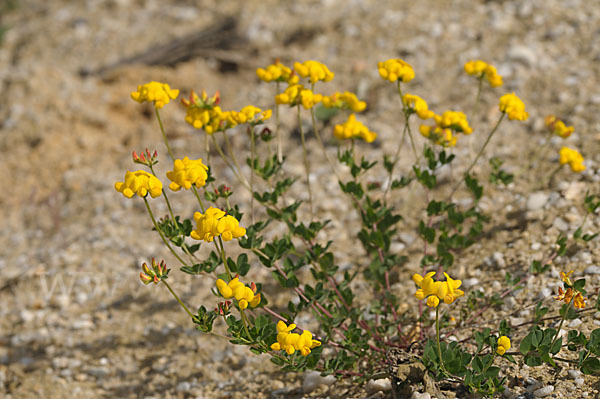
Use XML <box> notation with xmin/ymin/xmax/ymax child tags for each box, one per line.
<box><xmin>166</xmin><ymin>157</ymin><xmax>209</xmax><ymax>191</ymax></box>
<box><xmin>190</xmin><ymin>207</ymin><xmax>246</xmax><ymax>242</ymax></box>
<box><xmin>464</xmin><ymin>60</ymin><xmax>503</xmax><ymax>87</ymax></box>
<box><xmin>216</xmin><ymin>277</ymin><xmax>261</xmax><ymax>309</ymax></box>
<box><xmin>130</xmin><ymin>81</ymin><xmax>179</xmax><ymax>109</ymax></box>
<box><xmin>499</xmin><ymin>93</ymin><xmax>529</xmax><ymax>121</ymax></box>
<box><xmin>322</xmin><ymin>91</ymin><xmax>367</xmax><ymax>112</ymax></box>
<box><xmin>545</xmin><ymin>115</ymin><xmax>574</xmax><ymax>139</ymax></box>
<box><xmin>419</xmin><ymin>125</ymin><xmax>457</xmax><ymax>147</ymax></box>
<box><xmin>413</xmin><ymin>271</ymin><xmax>464</xmax><ymax>308</ymax></box>
<box><xmin>115</xmin><ymin>170</ymin><xmax>162</xmax><ymax>199</ymax></box>
<box><xmin>333</xmin><ymin>113</ymin><xmax>377</xmax><ymax>143</ymax></box>
<box><xmin>228</xmin><ymin>105</ymin><xmax>272</xmax><ymax>126</ymax></box>
<box><xmin>294</xmin><ymin>60</ymin><xmax>334</xmax><ymax>84</ymax></box>
<box><xmin>496</xmin><ymin>336</ymin><xmax>511</xmax><ymax>355</ymax></box>
<box><xmin>434</xmin><ymin>111</ymin><xmax>473</xmax><ymax>134</ymax></box>
<box><xmin>556</xmin><ymin>287</ymin><xmax>586</xmax><ymax>309</ymax></box>
<box><xmin>377</xmin><ymin>59</ymin><xmax>415</xmax><ymax>83</ymax></box>
<box><xmin>256</xmin><ymin>60</ymin><xmax>299</xmax><ymax>84</ymax></box>
<box><xmin>275</xmin><ymin>84</ymin><xmax>323</xmax><ymax>109</ymax></box>
<box><xmin>140</xmin><ymin>258</ymin><xmax>168</xmax><ymax>285</ymax></box>
<box><xmin>181</xmin><ymin>91</ymin><xmax>230</xmax><ymax>134</ymax></box>
<box><xmin>402</xmin><ymin>94</ymin><xmax>434</xmax><ymax>119</ymax></box>
<box><xmin>270</xmin><ymin>321</ymin><xmax>321</xmax><ymax>356</ymax></box>
<box><xmin>559</xmin><ymin>146</ymin><xmax>585</xmax><ymax>173</ymax></box>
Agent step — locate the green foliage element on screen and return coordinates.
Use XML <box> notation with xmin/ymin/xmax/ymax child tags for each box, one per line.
<box><xmin>488</xmin><ymin>157</ymin><xmax>514</xmax><ymax>186</ymax></box>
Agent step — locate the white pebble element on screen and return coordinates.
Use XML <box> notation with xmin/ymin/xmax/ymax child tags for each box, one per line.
<box><xmin>568</xmin><ymin>369</ymin><xmax>582</xmax><ymax>379</ymax></box>
<box><xmin>569</xmin><ymin>318</ymin><xmax>583</xmax><ymax>328</ymax></box>
<box><xmin>366</xmin><ymin>378</ymin><xmax>391</xmax><ymax>393</ymax></box>
<box><xmin>527</xmin><ymin>192</ymin><xmax>548</xmax><ymax>211</ymax></box>
<box><xmin>585</xmin><ymin>265</ymin><xmax>600</xmax><ymax>275</ymax></box>
<box><xmin>534</xmin><ymin>385</ymin><xmax>554</xmax><ymax>397</ymax></box>
<box><xmin>411</xmin><ymin>392</ymin><xmax>431</xmax><ymax>399</ymax></box>
<box><xmin>302</xmin><ymin>371</ymin><xmax>335</xmax><ymax>394</ymax></box>
<box><xmin>575</xmin><ymin>378</ymin><xmax>584</xmax><ymax>386</ymax></box>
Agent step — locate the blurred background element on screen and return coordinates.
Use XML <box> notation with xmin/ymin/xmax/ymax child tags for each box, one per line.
<box><xmin>1</xmin><ymin>0</ymin><xmax>599</xmax><ymax>397</ymax></box>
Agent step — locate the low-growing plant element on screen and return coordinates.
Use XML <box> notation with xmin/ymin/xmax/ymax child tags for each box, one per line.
<box><xmin>114</xmin><ymin>58</ymin><xmax>599</xmax><ymax>397</ymax></box>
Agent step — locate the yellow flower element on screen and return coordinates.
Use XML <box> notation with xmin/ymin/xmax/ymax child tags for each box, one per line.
<box><xmin>574</xmin><ymin>292</ymin><xmax>587</xmax><ymax>309</ymax></box>
<box><xmin>497</xmin><ymin>336</ymin><xmax>511</xmax><ymax>355</ymax></box>
<box><xmin>275</xmin><ymin>84</ymin><xmax>323</xmax><ymax>109</ymax></box>
<box><xmin>294</xmin><ymin>60</ymin><xmax>334</xmax><ymax>84</ymax></box>
<box><xmin>560</xmin><ymin>270</ymin><xmax>574</xmax><ymax>286</ymax></box>
<box><xmin>434</xmin><ymin>111</ymin><xmax>473</xmax><ymax>134</ymax></box>
<box><xmin>333</xmin><ymin>113</ymin><xmax>377</xmax><ymax>143</ymax></box>
<box><xmin>190</xmin><ymin>207</ymin><xmax>246</xmax><ymax>242</ymax></box>
<box><xmin>181</xmin><ymin>90</ymin><xmax>235</xmax><ymax>134</ymax></box>
<box><xmin>555</xmin><ymin>286</ymin><xmax>574</xmax><ymax>304</ymax></box>
<box><xmin>322</xmin><ymin>91</ymin><xmax>367</xmax><ymax>112</ymax></box>
<box><xmin>228</xmin><ymin>105</ymin><xmax>272</xmax><ymax>126</ymax></box>
<box><xmin>419</xmin><ymin>125</ymin><xmax>457</xmax><ymax>147</ymax></box>
<box><xmin>546</xmin><ymin>115</ymin><xmax>574</xmax><ymax>139</ymax></box>
<box><xmin>131</xmin><ymin>81</ymin><xmax>179</xmax><ymax>109</ymax></box>
<box><xmin>402</xmin><ymin>94</ymin><xmax>434</xmax><ymax>120</ymax></box>
<box><xmin>464</xmin><ymin>60</ymin><xmax>503</xmax><ymax>87</ymax></box>
<box><xmin>270</xmin><ymin>321</ymin><xmax>321</xmax><ymax>356</ymax></box>
<box><xmin>256</xmin><ymin>60</ymin><xmax>299</xmax><ymax>84</ymax></box>
<box><xmin>499</xmin><ymin>93</ymin><xmax>529</xmax><ymax>121</ymax></box>
<box><xmin>166</xmin><ymin>157</ymin><xmax>209</xmax><ymax>191</ymax></box>
<box><xmin>115</xmin><ymin>170</ymin><xmax>163</xmax><ymax>199</ymax></box>
<box><xmin>216</xmin><ymin>278</ymin><xmax>261</xmax><ymax>310</ymax></box>
<box><xmin>377</xmin><ymin>59</ymin><xmax>415</xmax><ymax>83</ymax></box>
<box><xmin>140</xmin><ymin>258</ymin><xmax>168</xmax><ymax>285</ymax></box>
<box><xmin>559</xmin><ymin>147</ymin><xmax>586</xmax><ymax>173</ymax></box>
<box><xmin>436</xmin><ymin>273</ymin><xmax>464</xmax><ymax>305</ymax></box>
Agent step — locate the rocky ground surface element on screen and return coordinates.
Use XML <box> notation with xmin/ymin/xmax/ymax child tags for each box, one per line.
<box><xmin>2</xmin><ymin>0</ymin><xmax>600</xmax><ymax>398</ymax></box>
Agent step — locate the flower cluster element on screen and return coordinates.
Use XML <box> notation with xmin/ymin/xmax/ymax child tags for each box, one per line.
<box><xmin>496</xmin><ymin>336</ymin><xmax>511</xmax><ymax>355</ymax></box>
<box><xmin>559</xmin><ymin>146</ymin><xmax>585</xmax><ymax>173</ymax></box>
<box><xmin>413</xmin><ymin>271</ymin><xmax>464</xmax><ymax>307</ymax></box>
<box><xmin>499</xmin><ymin>93</ymin><xmax>529</xmax><ymax>121</ymax></box>
<box><xmin>182</xmin><ymin>90</ymin><xmax>231</xmax><ymax>133</ymax></box>
<box><xmin>377</xmin><ymin>58</ymin><xmax>415</xmax><ymax>83</ymax></box>
<box><xmin>131</xmin><ymin>81</ymin><xmax>179</xmax><ymax>109</ymax></box>
<box><xmin>545</xmin><ymin>115</ymin><xmax>574</xmax><ymax>139</ymax></box>
<box><xmin>333</xmin><ymin>113</ymin><xmax>377</xmax><ymax>143</ymax></box>
<box><xmin>322</xmin><ymin>91</ymin><xmax>367</xmax><ymax>113</ymax></box>
<box><xmin>419</xmin><ymin>110</ymin><xmax>472</xmax><ymax>147</ymax></box>
<box><xmin>419</xmin><ymin>125</ymin><xmax>457</xmax><ymax>147</ymax></box>
<box><xmin>270</xmin><ymin>321</ymin><xmax>321</xmax><ymax>356</ymax></box>
<box><xmin>256</xmin><ymin>60</ymin><xmax>299</xmax><ymax>84</ymax></box>
<box><xmin>555</xmin><ymin>270</ymin><xmax>587</xmax><ymax>309</ymax></box>
<box><xmin>402</xmin><ymin>94</ymin><xmax>434</xmax><ymax>119</ymax></box>
<box><xmin>275</xmin><ymin>84</ymin><xmax>323</xmax><ymax>109</ymax></box>
<box><xmin>216</xmin><ymin>277</ymin><xmax>261</xmax><ymax>309</ymax></box>
<box><xmin>228</xmin><ymin>105</ymin><xmax>272</xmax><ymax>126</ymax></box>
<box><xmin>140</xmin><ymin>258</ymin><xmax>169</xmax><ymax>285</ymax></box>
<box><xmin>167</xmin><ymin>157</ymin><xmax>209</xmax><ymax>191</ymax></box>
<box><xmin>464</xmin><ymin>60</ymin><xmax>503</xmax><ymax>87</ymax></box>
<box><xmin>190</xmin><ymin>207</ymin><xmax>246</xmax><ymax>242</ymax></box>
<box><xmin>293</xmin><ymin>60</ymin><xmax>334</xmax><ymax>84</ymax></box>
<box><xmin>115</xmin><ymin>170</ymin><xmax>163</xmax><ymax>199</ymax></box>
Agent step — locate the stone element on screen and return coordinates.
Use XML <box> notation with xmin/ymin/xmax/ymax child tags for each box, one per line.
<box><xmin>568</xmin><ymin>369</ymin><xmax>582</xmax><ymax>379</ymax></box>
<box><xmin>411</xmin><ymin>392</ymin><xmax>431</xmax><ymax>399</ymax></box>
<box><xmin>533</xmin><ymin>385</ymin><xmax>554</xmax><ymax>397</ymax></box>
<box><xmin>553</xmin><ymin>217</ymin><xmax>569</xmax><ymax>231</ymax></box>
<box><xmin>302</xmin><ymin>371</ymin><xmax>335</xmax><ymax>394</ymax></box>
<box><xmin>526</xmin><ymin>192</ymin><xmax>548</xmax><ymax>211</ymax></box>
<box><xmin>366</xmin><ymin>378</ymin><xmax>391</xmax><ymax>393</ymax></box>
<box><xmin>585</xmin><ymin>265</ymin><xmax>600</xmax><ymax>275</ymax></box>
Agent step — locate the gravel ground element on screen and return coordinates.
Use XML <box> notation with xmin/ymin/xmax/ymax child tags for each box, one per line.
<box><xmin>2</xmin><ymin>0</ymin><xmax>600</xmax><ymax>398</ymax></box>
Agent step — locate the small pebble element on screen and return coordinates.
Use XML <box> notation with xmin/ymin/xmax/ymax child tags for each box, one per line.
<box><xmin>366</xmin><ymin>378</ymin><xmax>391</xmax><ymax>393</ymax></box>
<box><xmin>569</xmin><ymin>318</ymin><xmax>583</xmax><ymax>328</ymax></box>
<box><xmin>533</xmin><ymin>385</ymin><xmax>554</xmax><ymax>397</ymax></box>
<box><xmin>568</xmin><ymin>369</ymin><xmax>582</xmax><ymax>379</ymax></box>
<box><xmin>575</xmin><ymin>378</ymin><xmax>584</xmax><ymax>386</ymax></box>
<box><xmin>526</xmin><ymin>192</ymin><xmax>548</xmax><ymax>211</ymax></box>
<box><xmin>585</xmin><ymin>265</ymin><xmax>600</xmax><ymax>275</ymax></box>
<box><xmin>411</xmin><ymin>392</ymin><xmax>431</xmax><ymax>399</ymax></box>
<box><xmin>302</xmin><ymin>371</ymin><xmax>335</xmax><ymax>394</ymax></box>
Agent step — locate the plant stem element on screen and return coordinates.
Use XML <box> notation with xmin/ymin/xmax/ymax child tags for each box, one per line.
<box><xmin>397</xmin><ymin>81</ymin><xmax>419</xmax><ymax>162</ymax></box>
<box><xmin>161</xmin><ymin>279</ymin><xmax>194</xmax><ymax>319</ymax></box>
<box><xmin>211</xmin><ymin>134</ymin><xmax>250</xmax><ymax>190</ymax></box>
<box><xmin>549</xmin><ymin>296</ymin><xmax>573</xmax><ymax>358</ymax></box>
<box><xmin>223</xmin><ymin>131</ymin><xmax>249</xmax><ymax>187</ymax></box>
<box><xmin>436</xmin><ymin>305</ymin><xmax>447</xmax><ymax>374</ymax></box>
<box><xmin>240</xmin><ymin>309</ymin><xmax>253</xmax><ymax>341</ymax></box>
<box><xmin>155</xmin><ymin>108</ymin><xmax>175</xmax><ymax>161</ymax></box>
<box><xmin>191</xmin><ymin>185</ymin><xmax>206</xmax><ymax>212</ymax></box>
<box><xmin>143</xmin><ymin>198</ymin><xmax>188</xmax><ymax>266</ymax></box>
<box><xmin>216</xmin><ymin>236</ymin><xmax>232</xmax><ymax>280</ymax></box>
<box><xmin>449</xmin><ymin>112</ymin><xmax>505</xmax><ymax>198</ymax></box>
<box><xmin>250</xmin><ymin>125</ymin><xmax>256</xmax><ymax>224</ymax></box>
<box><xmin>148</xmin><ymin>164</ymin><xmax>178</xmax><ymax>223</ymax></box>
<box><xmin>276</xmin><ymin>81</ymin><xmax>283</xmax><ymax>163</ymax></box>
<box><xmin>383</xmin><ymin>123</ymin><xmax>408</xmax><ymax>204</ymax></box>
<box><xmin>297</xmin><ymin>104</ymin><xmax>314</xmax><ymax>220</ymax></box>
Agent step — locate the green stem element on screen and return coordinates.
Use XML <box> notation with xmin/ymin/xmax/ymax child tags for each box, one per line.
<box><xmin>449</xmin><ymin>112</ymin><xmax>505</xmax><ymax>198</ymax></box>
<box><xmin>298</xmin><ymin>104</ymin><xmax>314</xmax><ymax>220</ymax></box>
<box><xmin>397</xmin><ymin>81</ymin><xmax>419</xmax><ymax>162</ymax></box>
<box><xmin>148</xmin><ymin>164</ymin><xmax>177</xmax><ymax>223</ymax></box>
<box><xmin>143</xmin><ymin>198</ymin><xmax>188</xmax><ymax>267</ymax></box>
<box><xmin>155</xmin><ymin>108</ymin><xmax>175</xmax><ymax>161</ymax></box>
<box><xmin>383</xmin><ymin>122</ymin><xmax>409</xmax><ymax>204</ymax></box>
<box><xmin>191</xmin><ymin>185</ymin><xmax>206</xmax><ymax>212</ymax></box>
<box><xmin>276</xmin><ymin>81</ymin><xmax>283</xmax><ymax>163</ymax></box>
<box><xmin>545</xmin><ymin>164</ymin><xmax>563</xmax><ymax>189</ymax></box>
<box><xmin>162</xmin><ymin>279</ymin><xmax>194</xmax><ymax>319</ymax></box>
<box><xmin>223</xmin><ymin>131</ymin><xmax>249</xmax><ymax>187</ymax></box>
<box><xmin>550</xmin><ymin>296</ymin><xmax>573</xmax><ymax>358</ymax></box>
<box><xmin>240</xmin><ymin>309</ymin><xmax>253</xmax><ymax>341</ymax></box>
<box><xmin>250</xmin><ymin>125</ymin><xmax>256</xmax><ymax>224</ymax></box>
<box><xmin>211</xmin><ymin>134</ymin><xmax>250</xmax><ymax>190</ymax></box>
<box><xmin>215</xmin><ymin>236</ymin><xmax>232</xmax><ymax>280</ymax></box>
<box><xmin>436</xmin><ymin>306</ymin><xmax>447</xmax><ymax>374</ymax></box>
